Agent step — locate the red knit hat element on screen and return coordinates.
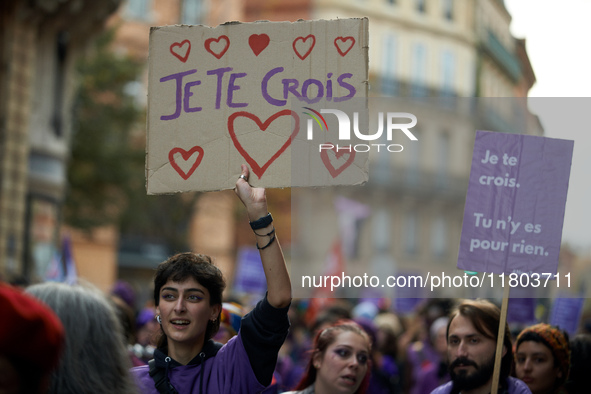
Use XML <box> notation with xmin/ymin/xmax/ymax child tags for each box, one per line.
<box><xmin>0</xmin><ymin>283</ymin><xmax>64</xmax><ymax>374</ymax></box>
<box><xmin>516</xmin><ymin>323</ymin><xmax>570</xmax><ymax>384</ymax></box>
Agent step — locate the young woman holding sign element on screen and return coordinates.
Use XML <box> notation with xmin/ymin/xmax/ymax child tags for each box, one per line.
<box><xmin>131</xmin><ymin>164</ymin><xmax>291</xmax><ymax>393</ymax></box>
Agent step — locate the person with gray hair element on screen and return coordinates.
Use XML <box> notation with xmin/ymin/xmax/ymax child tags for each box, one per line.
<box><xmin>26</xmin><ymin>281</ymin><xmax>138</xmax><ymax>394</ymax></box>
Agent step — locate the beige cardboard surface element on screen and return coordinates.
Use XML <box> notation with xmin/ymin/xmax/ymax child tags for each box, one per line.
<box><xmin>147</xmin><ymin>18</ymin><xmax>369</xmax><ymax>194</ymax></box>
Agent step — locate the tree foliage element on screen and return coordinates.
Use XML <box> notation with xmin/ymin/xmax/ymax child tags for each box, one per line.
<box><xmin>65</xmin><ymin>28</ymin><xmax>197</xmax><ymax>252</ymax></box>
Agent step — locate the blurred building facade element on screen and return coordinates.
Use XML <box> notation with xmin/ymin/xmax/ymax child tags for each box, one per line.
<box><xmin>0</xmin><ymin>0</ymin><xmax>121</xmax><ymax>282</ymax></box>
<box><xmin>105</xmin><ymin>0</ymin><xmax>248</xmax><ymax>304</ymax></box>
<box><xmin>242</xmin><ymin>0</ymin><xmax>544</xmax><ymax>298</ymax></box>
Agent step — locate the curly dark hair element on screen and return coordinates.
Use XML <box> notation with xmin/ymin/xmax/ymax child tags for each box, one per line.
<box><xmin>153</xmin><ymin>252</ymin><xmax>226</xmax><ymax>349</ymax></box>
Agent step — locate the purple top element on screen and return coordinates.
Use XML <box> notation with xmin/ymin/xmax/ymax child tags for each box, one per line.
<box><xmin>132</xmin><ymin>334</ymin><xmax>263</xmax><ymax>394</ymax></box>
<box><xmin>131</xmin><ymin>295</ymin><xmax>290</xmax><ymax>393</ymax></box>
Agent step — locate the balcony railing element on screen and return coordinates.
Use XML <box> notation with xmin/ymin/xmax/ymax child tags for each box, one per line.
<box><xmin>373</xmin><ymin>76</ymin><xmax>459</xmax><ymax>99</ymax></box>
<box><xmin>118</xmin><ymin>235</ymin><xmax>170</xmax><ymax>268</ymax></box>
<box><xmin>482</xmin><ymin>30</ymin><xmax>521</xmax><ymax>82</ymax></box>
<box><xmin>368</xmin><ymin>165</ymin><xmax>469</xmax><ymax>200</ymax></box>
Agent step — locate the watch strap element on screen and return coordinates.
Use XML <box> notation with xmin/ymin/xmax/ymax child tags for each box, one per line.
<box><xmin>249</xmin><ymin>213</ymin><xmax>273</xmax><ymax>230</ymax></box>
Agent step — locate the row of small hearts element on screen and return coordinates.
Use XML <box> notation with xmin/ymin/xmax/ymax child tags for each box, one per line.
<box><xmin>168</xmin><ymin>110</ymin><xmax>355</xmax><ymax>180</ymax></box>
<box><xmin>170</xmin><ymin>34</ymin><xmax>356</xmax><ymax>62</ymax></box>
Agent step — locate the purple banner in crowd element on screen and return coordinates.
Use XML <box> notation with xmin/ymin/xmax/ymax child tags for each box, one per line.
<box><xmin>507</xmin><ymin>285</ymin><xmax>537</xmax><ymax>324</ymax></box>
<box><xmin>233</xmin><ymin>247</ymin><xmax>267</xmax><ymax>296</ymax></box>
<box><xmin>549</xmin><ymin>297</ymin><xmax>584</xmax><ymax>336</ymax></box>
<box><xmin>458</xmin><ymin>131</ymin><xmax>574</xmax><ymax>275</ymax></box>
<box><xmin>507</xmin><ymin>298</ymin><xmax>537</xmax><ymax>325</ymax></box>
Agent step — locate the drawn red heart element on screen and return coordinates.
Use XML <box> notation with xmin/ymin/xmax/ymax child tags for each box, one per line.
<box><xmin>204</xmin><ymin>35</ymin><xmax>230</xmax><ymax>59</ymax></box>
<box><xmin>334</xmin><ymin>36</ymin><xmax>355</xmax><ymax>57</ymax></box>
<box><xmin>228</xmin><ymin>110</ymin><xmax>299</xmax><ymax>179</ymax></box>
<box><xmin>170</xmin><ymin>40</ymin><xmax>191</xmax><ymax>62</ymax></box>
<box><xmin>249</xmin><ymin>34</ymin><xmax>270</xmax><ymax>56</ymax></box>
<box><xmin>168</xmin><ymin>146</ymin><xmax>204</xmax><ymax>180</ymax></box>
<box><xmin>293</xmin><ymin>35</ymin><xmax>316</xmax><ymax>60</ymax></box>
<box><xmin>320</xmin><ymin>143</ymin><xmax>356</xmax><ymax>178</ymax></box>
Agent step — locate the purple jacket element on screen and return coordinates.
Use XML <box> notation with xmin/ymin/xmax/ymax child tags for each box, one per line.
<box><xmin>430</xmin><ymin>376</ymin><xmax>532</xmax><ymax>394</ymax></box>
<box><xmin>132</xmin><ymin>296</ymin><xmax>290</xmax><ymax>393</ymax></box>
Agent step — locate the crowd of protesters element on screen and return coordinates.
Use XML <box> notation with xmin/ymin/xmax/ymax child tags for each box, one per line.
<box><xmin>2</xmin><ymin>167</ymin><xmax>591</xmax><ymax>393</ymax></box>
<box><xmin>3</xmin><ymin>279</ymin><xmax>591</xmax><ymax>393</ymax></box>
<box><xmin>0</xmin><ymin>274</ymin><xmax>591</xmax><ymax>394</ymax></box>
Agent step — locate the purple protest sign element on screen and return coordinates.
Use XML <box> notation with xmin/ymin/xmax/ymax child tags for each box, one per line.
<box><xmin>458</xmin><ymin>131</ymin><xmax>574</xmax><ymax>275</ymax></box>
<box><xmin>507</xmin><ymin>284</ymin><xmax>538</xmax><ymax>324</ymax></box>
<box><xmin>507</xmin><ymin>298</ymin><xmax>536</xmax><ymax>325</ymax></box>
<box><xmin>233</xmin><ymin>246</ymin><xmax>267</xmax><ymax>296</ymax></box>
<box><xmin>549</xmin><ymin>297</ymin><xmax>584</xmax><ymax>336</ymax></box>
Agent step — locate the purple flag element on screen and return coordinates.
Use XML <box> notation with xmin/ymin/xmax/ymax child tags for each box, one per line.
<box><xmin>62</xmin><ymin>236</ymin><xmax>78</xmax><ymax>285</ymax></box>
<box><xmin>458</xmin><ymin>131</ymin><xmax>574</xmax><ymax>275</ymax></box>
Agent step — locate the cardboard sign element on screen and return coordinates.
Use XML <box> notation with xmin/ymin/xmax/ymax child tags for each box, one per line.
<box><xmin>146</xmin><ymin>18</ymin><xmax>369</xmax><ymax>193</ymax></box>
<box><xmin>458</xmin><ymin>131</ymin><xmax>574</xmax><ymax>275</ymax></box>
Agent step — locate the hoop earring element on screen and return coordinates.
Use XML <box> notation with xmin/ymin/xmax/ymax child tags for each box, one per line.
<box><xmin>156</xmin><ymin>315</ymin><xmax>161</xmax><ymax>324</ymax></box>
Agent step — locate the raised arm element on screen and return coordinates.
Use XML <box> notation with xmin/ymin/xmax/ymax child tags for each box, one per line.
<box><xmin>234</xmin><ymin>164</ymin><xmax>292</xmax><ymax>308</ymax></box>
